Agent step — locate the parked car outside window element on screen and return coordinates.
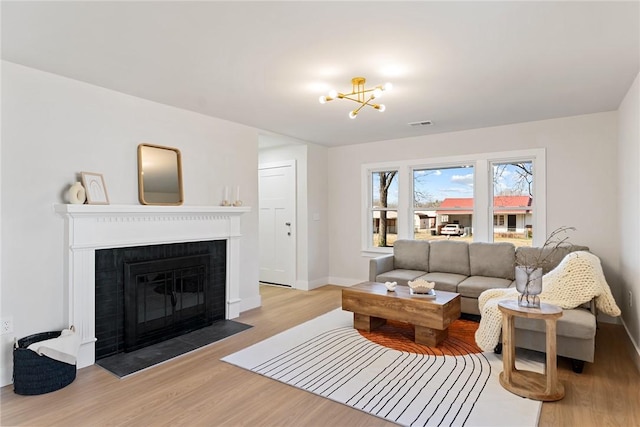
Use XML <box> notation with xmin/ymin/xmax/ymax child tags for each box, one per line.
<box><xmin>440</xmin><ymin>224</ymin><xmax>464</xmax><ymax>236</ymax></box>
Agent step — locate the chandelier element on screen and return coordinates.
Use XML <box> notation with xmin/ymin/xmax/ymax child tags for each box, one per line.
<box><xmin>319</xmin><ymin>77</ymin><xmax>392</xmax><ymax>119</ymax></box>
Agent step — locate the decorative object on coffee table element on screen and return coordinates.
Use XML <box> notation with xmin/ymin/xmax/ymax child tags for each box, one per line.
<box><xmin>515</xmin><ymin>226</ymin><xmax>574</xmax><ymax>308</ymax></box>
<box><xmin>407</xmin><ymin>278</ymin><xmax>435</xmax><ymax>295</ymax></box>
<box><xmin>498</xmin><ymin>300</ymin><xmax>564</xmax><ymax>401</ymax></box>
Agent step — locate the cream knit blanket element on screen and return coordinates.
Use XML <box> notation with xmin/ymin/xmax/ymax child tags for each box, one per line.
<box><xmin>475</xmin><ymin>251</ymin><xmax>621</xmax><ymax>352</ymax></box>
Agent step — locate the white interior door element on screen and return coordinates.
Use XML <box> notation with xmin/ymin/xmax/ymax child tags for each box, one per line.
<box><xmin>259</xmin><ymin>161</ymin><xmax>296</xmax><ymax>287</ymax></box>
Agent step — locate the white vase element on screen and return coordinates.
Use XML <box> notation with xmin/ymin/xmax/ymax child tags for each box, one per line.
<box><xmin>515</xmin><ymin>266</ymin><xmax>543</xmax><ymax>308</ymax></box>
<box><xmin>66</xmin><ymin>181</ymin><xmax>86</xmax><ymax>204</ymax></box>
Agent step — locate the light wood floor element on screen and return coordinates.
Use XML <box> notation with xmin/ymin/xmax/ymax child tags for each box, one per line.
<box><xmin>2</xmin><ymin>285</ymin><xmax>639</xmax><ymax>426</ymax></box>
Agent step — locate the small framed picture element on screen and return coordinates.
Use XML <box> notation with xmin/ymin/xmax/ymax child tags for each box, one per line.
<box><xmin>81</xmin><ymin>172</ymin><xmax>110</xmax><ymax>205</ymax></box>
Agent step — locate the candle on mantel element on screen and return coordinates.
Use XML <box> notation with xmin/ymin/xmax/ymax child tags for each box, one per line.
<box><xmin>235</xmin><ymin>185</ymin><xmax>240</xmax><ymax>202</ymax></box>
<box><xmin>223</xmin><ymin>186</ymin><xmax>229</xmax><ymax>204</ymax></box>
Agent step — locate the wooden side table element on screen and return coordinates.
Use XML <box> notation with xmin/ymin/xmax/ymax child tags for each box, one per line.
<box><xmin>497</xmin><ymin>300</ymin><xmax>565</xmax><ymax>401</ymax></box>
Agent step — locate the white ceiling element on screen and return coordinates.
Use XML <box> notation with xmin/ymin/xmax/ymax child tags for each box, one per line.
<box><xmin>2</xmin><ymin>1</ymin><xmax>639</xmax><ymax>147</ymax></box>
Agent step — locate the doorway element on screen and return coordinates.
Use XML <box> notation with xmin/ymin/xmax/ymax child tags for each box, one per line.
<box><xmin>258</xmin><ymin>161</ymin><xmax>296</xmax><ymax>287</ymax></box>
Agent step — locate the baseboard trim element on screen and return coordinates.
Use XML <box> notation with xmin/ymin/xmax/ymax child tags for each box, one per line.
<box><xmin>240</xmin><ymin>294</ymin><xmax>261</xmax><ymax>313</ymax></box>
<box><xmin>327</xmin><ymin>277</ymin><xmax>364</xmax><ymax>287</ymax></box>
<box><xmin>621</xmin><ymin>317</ymin><xmax>640</xmax><ymax>374</ymax></box>
<box><xmin>292</xmin><ymin>278</ymin><xmax>359</xmax><ymax>290</ymax></box>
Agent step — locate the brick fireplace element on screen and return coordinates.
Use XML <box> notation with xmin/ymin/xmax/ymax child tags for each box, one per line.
<box><xmin>55</xmin><ymin>205</ymin><xmax>249</xmax><ymax>368</ymax></box>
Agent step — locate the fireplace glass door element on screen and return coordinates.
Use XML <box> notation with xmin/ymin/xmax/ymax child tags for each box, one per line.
<box><xmin>124</xmin><ymin>254</ymin><xmax>212</xmax><ymax>352</ymax></box>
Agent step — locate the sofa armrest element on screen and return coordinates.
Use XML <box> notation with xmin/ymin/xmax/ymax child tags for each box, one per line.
<box><xmin>369</xmin><ymin>254</ymin><xmax>395</xmax><ymax>282</ymax></box>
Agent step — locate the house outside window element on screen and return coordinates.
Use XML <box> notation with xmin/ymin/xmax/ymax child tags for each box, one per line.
<box><xmin>362</xmin><ymin>149</ymin><xmax>545</xmax><ymax>253</ymax></box>
<box><xmin>413</xmin><ymin>165</ymin><xmax>474</xmax><ymax>241</ymax></box>
<box><xmin>492</xmin><ymin>161</ymin><xmax>534</xmax><ymax>244</ymax></box>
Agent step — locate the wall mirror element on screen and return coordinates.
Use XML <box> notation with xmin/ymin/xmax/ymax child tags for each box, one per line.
<box><xmin>137</xmin><ymin>143</ymin><xmax>184</xmax><ymax>205</ymax></box>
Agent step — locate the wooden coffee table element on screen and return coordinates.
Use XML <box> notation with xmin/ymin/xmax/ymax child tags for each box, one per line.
<box><xmin>342</xmin><ymin>282</ymin><xmax>461</xmax><ymax>346</ymax></box>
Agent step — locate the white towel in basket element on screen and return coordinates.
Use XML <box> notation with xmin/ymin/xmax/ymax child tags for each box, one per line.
<box><xmin>27</xmin><ymin>327</ymin><xmax>81</xmax><ymax>365</ymax></box>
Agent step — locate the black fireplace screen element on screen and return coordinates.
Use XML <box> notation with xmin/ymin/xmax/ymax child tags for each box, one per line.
<box><xmin>124</xmin><ymin>255</ymin><xmax>211</xmax><ymax>352</ymax></box>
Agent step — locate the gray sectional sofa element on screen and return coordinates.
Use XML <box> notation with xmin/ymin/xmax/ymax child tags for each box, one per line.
<box><xmin>368</xmin><ymin>239</ymin><xmax>596</xmax><ymax>372</ymax></box>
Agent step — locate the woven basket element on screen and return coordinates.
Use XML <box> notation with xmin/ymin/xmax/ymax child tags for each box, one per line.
<box><xmin>13</xmin><ymin>331</ymin><xmax>77</xmax><ymax>395</ymax></box>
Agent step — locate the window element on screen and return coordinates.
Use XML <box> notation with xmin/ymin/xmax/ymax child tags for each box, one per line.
<box><xmin>492</xmin><ymin>161</ymin><xmax>534</xmax><ymax>246</ymax></box>
<box><xmin>362</xmin><ymin>149</ymin><xmax>545</xmax><ymax>253</ymax></box>
<box><xmin>370</xmin><ymin>170</ymin><xmax>398</xmax><ymax>247</ymax></box>
<box><xmin>413</xmin><ymin>165</ymin><xmax>474</xmax><ymax>241</ymax></box>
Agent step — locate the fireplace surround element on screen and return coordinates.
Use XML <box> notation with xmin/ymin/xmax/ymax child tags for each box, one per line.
<box><xmin>55</xmin><ymin>204</ymin><xmax>249</xmax><ymax>368</ymax></box>
<box><xmin>95</xmin><ymin>240</ymin><xmax>226</xmax><ymax>358</ymax></box>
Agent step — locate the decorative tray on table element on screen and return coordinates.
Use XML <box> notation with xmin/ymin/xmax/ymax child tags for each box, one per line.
<box><xmin>407</xmin><ymin>279</ymin><xmax>437</xmax><ymax>298</ymax></box>
<box><xmin>409</xmin><ymin>288</ymin><xmax>436</xmax><ymax>298</ymax></box>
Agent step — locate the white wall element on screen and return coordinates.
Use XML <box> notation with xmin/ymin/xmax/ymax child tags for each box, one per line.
<box><xmin>0</xmin><ymin>62</ymin><xmax>262</xmax><ymax>385</ymax></box>
<box><xmin>258</xmin><ymin>137</ymin><xmax>330</xmax><ymax>289</ymax></box>
<box><xmin>306</xmin><ymin>143</ymin><xmax>329</xmax><ymax>287</ymax></box>
<box><xmin>327</xmin><ymin>112</ymin><xmax>621</xmax><ymax>296</ymax></box>
<box><xmin>618</xmin><ymin>71</ymin><xmax>640</xmax><ymax>367</ymax></box>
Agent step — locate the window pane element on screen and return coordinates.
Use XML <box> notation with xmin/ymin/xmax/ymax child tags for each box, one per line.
<box><xmin>372</xmin><ymin>171</ymin><xmax>398</xmax><ymax>208</ymax></box>
<box><xmin>371</xmin><ymin>171</ymin><xmax>398</xmax><ymax>247</ymax></box>
<box><xmin>492</xmin><ymin>161</ymin><xmax>533</xmax><ymax>247</ymax></box>
<box><xmin>371</xmin><ymin>210</ymin><xmax>397</xmax><ymax>247</ymax></box>
<box><xmin>413</xmin><ymin>165</ymin><xmax>474</xmax><ymax>241</ymax></box>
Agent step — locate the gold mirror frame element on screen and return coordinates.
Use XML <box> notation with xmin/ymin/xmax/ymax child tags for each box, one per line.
<box><xmin>137</xmin><ymin>143</ymin><xmax>184</xmax><ymax>205</ymax></box>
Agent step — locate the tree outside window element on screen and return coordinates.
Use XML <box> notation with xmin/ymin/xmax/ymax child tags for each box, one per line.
<box><xmin>371</xmin><ymin>171</ymin><xmax>398</xmax><ymax>247</ymax></box>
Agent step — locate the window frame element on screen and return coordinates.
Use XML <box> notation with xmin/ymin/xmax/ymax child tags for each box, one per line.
<box><xmin>361</xmin><ymin>149</ymin><xmax>546</xmax><ymax>255</ymax></box>
<box><xmin>362</xmin><ymin>166</ymin><xmax>401</xmax><ymax>253</ymax></box>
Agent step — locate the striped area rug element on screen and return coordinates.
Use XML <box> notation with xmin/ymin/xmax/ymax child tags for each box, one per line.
<box><xmin>222</xmin><ymin>309</ymin><xmax>542</xmax><ymax>427</ymax></box>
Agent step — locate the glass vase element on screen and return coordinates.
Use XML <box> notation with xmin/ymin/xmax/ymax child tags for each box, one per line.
<box><xmin>515</xmin><ymin>266</ymin><xmax>543</xmax><ymax>308</ymax></box>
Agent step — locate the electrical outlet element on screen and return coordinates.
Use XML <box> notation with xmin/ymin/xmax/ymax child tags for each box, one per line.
<box><xmin>1</xmin><ymin>317</ymin><xmax>13</xmax><ymax>335</ymax></box>
<box><xmin>629</xmin><ymin>291</ymin><xmax>633</xmax><ymax>308</ymax></box>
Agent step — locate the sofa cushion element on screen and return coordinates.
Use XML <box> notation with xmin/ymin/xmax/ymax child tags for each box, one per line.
<box><xmin>516</xmin><ymin>245</ymin><xmax>589</xmax><ymax>274</ymax></box>
<box><xmin>418</xmin><ymin>272</ymin><xmax>467</xmax><ymax>293</ymax></box>
<box><xmin>514</xmin><ymin>307</ymin><xmax>596</xmax><ymax>340</ymax></box>
<box><xmin>428</xmin><ymin>240</ymin><xmax>470</xmax><ymax>276</ymax></box>
<box><xmin>377</xmin><ymin>269</ymin><xmax>426</xmax><ymax>287</ymax></box>
<box><xmin>469</xmin><ymin>242</ymin><xmax>516</xmax><ymax>279</ymax></box>
<box><xmin>457</xmin><ymin>276</ymin><xmax>513</xmax><ymax>298</ymax></box>
<box><xmin>394</xmin><ymin>240</ymin><xmax>430</xmax><ymax>271</ymax></box>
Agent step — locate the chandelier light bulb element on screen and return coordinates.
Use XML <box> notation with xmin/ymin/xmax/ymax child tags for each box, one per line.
<box><xmin>319</xmin><ymin>95</ymin><xmax>327</xmax><ymax>104</ymax></box>
<box><xmin>349</xmin><ymin>111</ymin><xmax>358</xmax><ymax>119</ymax></box>
<box><xmin>384</xmin><ymin>82</ymin><xmax>393</xmax><ymax>91</ymax></box>
<box><xmin>377</xmin><ymin>104</ymin><xmax>386</xmax><ymax>112</ymax></box>
<box><xmin>328</xmin><ymin>89</ymin><xmax>338</xmax><ymax>98</ymax></box>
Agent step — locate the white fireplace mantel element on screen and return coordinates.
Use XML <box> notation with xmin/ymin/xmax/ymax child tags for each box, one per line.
<box><xmin>55</xmin><ymin>204</ymin><xmax>250</xmax><ymax>368</ymax></box>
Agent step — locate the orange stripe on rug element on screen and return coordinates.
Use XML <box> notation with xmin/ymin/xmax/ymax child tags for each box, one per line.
<box><xmin>358</xmin><ymin>319</ymin><xmax>482</xmax><ymax>356</ymax></box>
